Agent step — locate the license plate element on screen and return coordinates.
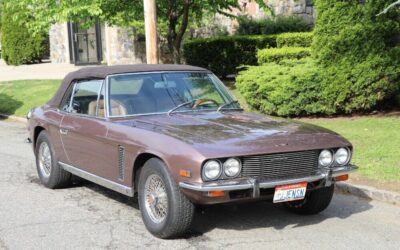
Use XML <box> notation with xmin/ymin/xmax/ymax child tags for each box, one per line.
<box><xmin>273</xmin><ymin>182</ymin><xmax>307</xmax><ymax>203</ymax></box>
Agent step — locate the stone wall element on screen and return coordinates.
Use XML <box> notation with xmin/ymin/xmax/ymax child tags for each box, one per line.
<box><xmin>267</xmin><ymin>0</ymin><xmax>315</xmax><ymax>24</ymax></box>
<box><xmin>49</xmin><ymin>23</ymin><xmax>70</xmax><ymax>63</ymax></box>
<box><xmin>104</xmin><ymin>26</ymin><xmax>146</xmax><ymax>65</ymax></box>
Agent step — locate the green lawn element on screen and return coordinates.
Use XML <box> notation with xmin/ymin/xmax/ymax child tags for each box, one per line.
<box><xmin>305</xmin><ymin>117</ymin><xmax>400</xmax><ymax>181</ymax></box>
<box><xmin>0</xmin><ymin>80</ymin><xmax>61</xmax><ymax>117</ymax></box>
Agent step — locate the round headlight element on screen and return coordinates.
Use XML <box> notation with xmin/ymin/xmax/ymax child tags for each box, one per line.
<box><xmin>223</xmin><ymin>158</ymin><xmax>241</xmax><ymax>177</ymax></box>
<box><xmin>202</xmin><ymin>160</ymin><xmax>222</xmax><ymax>180</ymax></box>
<box><xmin>319</xmin><ymin>149</ymin><xmax>333</xmax><ymax>167</ymax></box>
<box><xmin>335</xmin><ymin>148</ymin><xmax>350</xmax><ymax>165</ymax></box>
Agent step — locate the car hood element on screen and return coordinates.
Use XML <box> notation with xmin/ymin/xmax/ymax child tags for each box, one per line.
<box><xmin>115</xmin><ymin>112</ymin><xmax>351</xmax><ymax>158</ymax></box>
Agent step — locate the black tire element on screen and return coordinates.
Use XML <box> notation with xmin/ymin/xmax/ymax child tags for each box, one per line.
<box><xmin>284</xmin><ymin>184</ymin><xmax>334</xmax><ymax>215</ymax></box>
<box><xmin>35</xmin><ymin>130</ymin><xmax>71</xmax><ymax>189</ymax></box>
<box><xmin>138</xmin><ymin>158</ymin><xmax>194</xmax><ymax>239</ymax></box>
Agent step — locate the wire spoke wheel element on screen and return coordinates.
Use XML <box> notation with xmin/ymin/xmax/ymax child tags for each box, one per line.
<box><xmin>38</xmin><ymin>142</ymin><xmax>52</xmax><ymax>177</ymax></box>
<box><xmin>144</xmin><ymin>174</ymin><xmax>168</xmax><ymax>224</ymax></box>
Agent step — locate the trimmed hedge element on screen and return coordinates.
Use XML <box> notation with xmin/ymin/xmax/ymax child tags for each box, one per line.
<box><xmin>236</xmin><ymin>58</ymin><xmax>328</xmax><ymax>116</ymax></box>
<box><xmin>276</xmin><ymin>32</ymin><xmax>313</xmax><ymax>48</ymax></box>
<box><xmin>236</xmin><ymin>16</ymin><xmax>312</xmax><ymax>35</ymax></box>
<box><xmin>257</xmin><ymin>47</ymin><xmax>311</xmax><ymax>64</ymax></box>
<box><xmin>183</xmin><ymin>35</ymin><xmax>276</xmax><ymax>77</ymax></box>
<box><xmin>1</xmin><ymin>2</ymin><xmax>48</xmax><ymax>65</ymax></box>
<box><xmin>312</xmin><ymin>0</ymin><xmax>400</xmax><ymax>113</ymax></box>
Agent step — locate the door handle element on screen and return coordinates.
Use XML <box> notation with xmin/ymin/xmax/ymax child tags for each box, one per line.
<box><xmin>60</xmin><ymin>128</ymin><xmax>69</xmax><ymax>135</ymax></box>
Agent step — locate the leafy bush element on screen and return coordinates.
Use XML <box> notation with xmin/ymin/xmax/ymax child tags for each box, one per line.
<box><xmin>236</xmin><ymin>16</ymin><xmax>312</xmax><ymax>36</ymax></box>
<box><xmin>236</xmin><ymin>58</ymin><xmax>328</xmax><ymax>116</ymax></box>
<box><xmin>257</xmin><ymin>47</ymin><xmax>311</xmax><ymax>64</ymax></box>
<box><xmin>312</xmin><ymin>0</ymin><xmax>400</xmax><ymax>113</ymax></box>
<box><xmin>236</xmin><ymin>1</ymin><xmax>400</xmax><ymax>117</ymax></box>
<box><xmin>0</xmin><ymin>2</ymin><xmax>48</xmax><ymax>65</ymax></box>
<box><xmin>183</xmin><ymin>35</ymin><xmax>277</xmax><ymax>77</ymax></box>
<box><xmin>276</xmin><ymin>32</ymin><xmax>313</xmax><ymax>48</ymax></box>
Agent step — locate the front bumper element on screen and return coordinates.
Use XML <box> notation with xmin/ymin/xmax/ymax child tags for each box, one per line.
<box><xmin>179</xmin><ymin>165</ymin><xmax>358</xmax><ymax>200</ymax></box>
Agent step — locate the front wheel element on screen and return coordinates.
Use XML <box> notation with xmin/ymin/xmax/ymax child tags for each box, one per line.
<box><xmin>138</xmin><ymin>158</ymin><xmax>194</xmax><ymax>239</ymax></box>
<box><xmin>35</xmin><ymin>130</ymin><xmax>71</xmax><ymax>188</ymax></box>
<box><xmin>284</xmin><ymin>185</ymin><xmax>334</xmax><ymax>215</ymax></box>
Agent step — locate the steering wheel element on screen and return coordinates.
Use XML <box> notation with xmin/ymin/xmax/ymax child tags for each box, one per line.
<box><xmin>192</xmin><ymin>98</ymin><xmax>219</xmax><ymax>109</ymax></box>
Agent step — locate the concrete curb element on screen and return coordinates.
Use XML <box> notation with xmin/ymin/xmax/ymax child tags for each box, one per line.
<box><xmin>0</xmin><ymin>114</ymin><xmax>27</xmax><ymax>123</ymax></box>
<box><xmin>335</xmin><ymin>182</ymin><xmax>400</xmax><ymax>206</ymax></box>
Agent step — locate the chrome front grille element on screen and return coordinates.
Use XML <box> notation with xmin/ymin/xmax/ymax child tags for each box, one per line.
<box><xmin>241</xmin><ymin>150</ymin><xmax>319</xmax><ymax>180</ymax></box>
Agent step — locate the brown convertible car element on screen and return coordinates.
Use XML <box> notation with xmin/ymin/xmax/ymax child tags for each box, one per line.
<box><xmin>27</xmin><ymin>64</ymin><xmax>357</xmax><ymax>238</ymax></box>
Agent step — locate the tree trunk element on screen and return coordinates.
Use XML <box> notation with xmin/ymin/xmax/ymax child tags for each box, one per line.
<box><xmin>166</xmin><ymin>0</ymin><xmax>191</xmax><ymax>64</ymax></box>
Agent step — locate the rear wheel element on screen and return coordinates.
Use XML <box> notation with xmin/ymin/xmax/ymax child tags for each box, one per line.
<box><xmin>138</xmin><ymin>158</ymin><xmax>194</xmax><ymax>238</ymax></box>
<box><xmin>35</xmin><ymin>131</ymin><xmax>71</xmax><ymax>188</ymax></box>
<box><xmin>284</xmin><ymin>185</ymin><xmax>334</xmax><ymax>215</ymax></box>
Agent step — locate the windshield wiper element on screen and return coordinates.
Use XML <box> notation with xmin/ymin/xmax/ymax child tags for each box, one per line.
<box><xmin>167</xmin><ymin>99</ymin><xmax>199</xmax><ymax>116</ymax></box>
<box><xmin>217</xmin><ymin>100</ymin><xmax>239</xmax><ymax>112</ymax></box>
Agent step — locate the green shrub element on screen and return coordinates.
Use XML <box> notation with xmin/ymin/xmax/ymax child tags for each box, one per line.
<box><xmin>276</xmin><ymin>32</ymin><xmax>313</xmax><ymax>48</ymax></box>
<box><xmin>312</xmin><ymin>0</ymin><xmax>400</xmax><ymax>113</ymax></box>
<box><xmin>257</xmin><ymin>47</ymin><xmax>311</xmax><ymax>64</ymax></box>
<box><xmin>183</xmin><ymin>35</ymin><xmax>277</xmax><ymax>77</ymax></box>
<box><xmin>0</xmin><ymin>1</ymin><xmax>48</xmax><ymax>65</ymax></box>
<box><xmin>236</xmin><ymin>16</ymin><xmax>312</xmax><ymax>35</ymax></box>
<box><xmin>236</xmin><ymin>58</ymin><xmax>329</xmax><ymax>116</ymax></box>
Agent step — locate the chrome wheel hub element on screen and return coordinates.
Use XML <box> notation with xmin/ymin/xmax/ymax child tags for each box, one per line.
<box><xmin>38</xmin><ymin>142</ymin><xmax>51</xmax><ymax>178</ymax></box>
<box><xmin>144</xmin><ymin>174</ymin><xmax>168</xmax><ymax>224</ymax></box>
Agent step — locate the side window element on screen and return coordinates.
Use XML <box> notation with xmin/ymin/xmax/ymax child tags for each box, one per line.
<box><xmin>60</xmin><ymin>84</ymin><xmax>74</xmax><ymax>112</ymax></box>
<box><xmin>70</xmin><ymin>80</ymin><xmax>103</xmax><ymax>116</ymax></box>
<box><xmin>97</xmin><ymin>83</ymin><xmax>106</xmax><ymax>117</ymax></box>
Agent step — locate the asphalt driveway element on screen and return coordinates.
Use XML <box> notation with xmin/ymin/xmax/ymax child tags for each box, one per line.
<box><xmin>0</xmin><ymin>119</ymin><xmax>399</xmax><ymax>250</ymax></box>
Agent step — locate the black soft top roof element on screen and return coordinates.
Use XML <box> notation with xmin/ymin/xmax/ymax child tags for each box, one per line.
<box><xmin>47</xmin><ymin>64</ymin><xmax>208</xmax><ymax>107</ymax></box>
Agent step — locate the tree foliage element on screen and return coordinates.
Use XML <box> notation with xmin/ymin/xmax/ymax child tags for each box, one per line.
<box><xmin>17</xmin><ymin>0</ymin><xmax>268</xmax><ymax>63</ymax></box>
<box><xmin>1</xmin><ymin>0</ymin><xmax>48</xmax><ymax>65</ymax></box>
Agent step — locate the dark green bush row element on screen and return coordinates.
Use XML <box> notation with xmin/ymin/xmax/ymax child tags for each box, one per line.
<box><xmin>183</xmin><ymin>35</ymin><xmax>276</xmax><ymax>77</ymax></box>
<box><xmin>237</xmin><ymin>55</ymin><xmax>400</xmax><ymax>116</ymax></box>
<box><xmin>276</xmin><ymin>32</ymin><xmax>313</xmax><ymax>48</ymax></box>
<box><xmin>236</xmin><ymin>16</ymin><xmax>312</xmax><ymax>36</ymax></box>
<box><xmin>0</xmin><ymin>1</ymin><xmax>48</xmax><ymax>65</ymax></box>
<box><xmin>257</xmin><ymin>47</ymin><xmax>311</xmax><ymax>64</ymax></box>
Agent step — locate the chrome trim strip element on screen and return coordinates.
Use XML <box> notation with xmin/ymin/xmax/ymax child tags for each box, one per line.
<box><xmin>331</xmin><ymin>165</ymin><xmax>358</xmax><ymax>177</ymax></box>
<box><xmin>179</xmin><ymin>165</ymin><xmax>358</xmax><ymax>193</ymax></box>
<box><xmin>258</xmin><ymin>174</ymin><xmax>327</xmax><ymax>189</ymax></box>
<box><xmin>59</xmin><ymin>162</ymin><xmax>134</xmax><ymax>197</ymax></box>
<box><xmin>179</xmin><ymin>181</ymin><xmax>253</xmax><ymax>192</ymax></box>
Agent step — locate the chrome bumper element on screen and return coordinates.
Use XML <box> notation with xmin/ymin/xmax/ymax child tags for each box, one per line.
<box><xmin>179</xmin><ymin>165</ymin><xmax>358</xmax><ymax>195</ymax></box>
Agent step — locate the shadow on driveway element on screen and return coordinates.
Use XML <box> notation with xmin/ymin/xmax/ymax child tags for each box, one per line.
<box><xmin>68</xmin><ymin>179</ymin><xmax>373</xmax><ymax>238</ymax></box>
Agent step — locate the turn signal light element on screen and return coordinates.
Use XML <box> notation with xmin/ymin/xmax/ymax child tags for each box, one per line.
<box><xmin>179</xmin><ymin>169</ymin><xmax>191</xmax><ymax>178</ymax></box>
<box><xmin>207</xmin><ymin>190</ymin><xmax>225</xmax><ymax>197</ymax></box>
<box><xmin>335</xmin><ymin>174</ymin><xmax>349</xmax><ymax>182</ymax></box>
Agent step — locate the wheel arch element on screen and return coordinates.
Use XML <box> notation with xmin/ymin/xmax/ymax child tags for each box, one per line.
<box><xmin>33</xmin><ymin>126</ymin><xmax>46</xmax><ymax>148</ymax></box>
<box><xmin>132</xmin><ymin>152</ymin><xmax>164</xmax><ymax>192</ymax></box>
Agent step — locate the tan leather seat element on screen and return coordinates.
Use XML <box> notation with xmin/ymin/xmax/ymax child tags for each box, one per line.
<box><xmin>88</xmin><ymin>100</ymin><xmax>127</xmax><ymax>117</ymax></box>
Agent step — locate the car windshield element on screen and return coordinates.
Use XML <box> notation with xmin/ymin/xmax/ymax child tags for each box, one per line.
<box><xmin>107</xmin><ymin>72</ymin><xmax>240</xmax><ymax>117</ymax></box>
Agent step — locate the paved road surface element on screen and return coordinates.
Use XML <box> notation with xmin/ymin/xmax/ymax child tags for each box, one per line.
<box><xmin>0</xmin><ymin>119</ymin><xmax>399</xmax><ymax>250</ymax></box>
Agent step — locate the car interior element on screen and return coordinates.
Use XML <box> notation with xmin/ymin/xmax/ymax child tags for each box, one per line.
<box><xmin>108</xmin><ymin>78</ymin><xmax>187</xmax><ymax>116</ymax></box>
